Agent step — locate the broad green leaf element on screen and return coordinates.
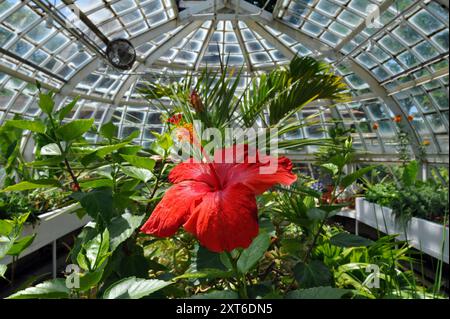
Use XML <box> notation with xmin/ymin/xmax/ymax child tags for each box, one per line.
<box><xmin>330</xmin><ymin>233</ymin><xmax>374</xmax><ymax>247</ymax></box>
<box><xmin>100</xmin><ymin>122</ymin><xmax>118</xmax><ymax>140</ymax></box>
<box><xmin>58</xmin><ymin>97</ymin><xmax>79</xmax><ymax>121</ymax></box>
<box><xmin>103</xmin><ymin>277</ymin><xmax>172</xmax><ymax>299</ymax></box>
<box><xmin>56</xmin><ymin>119</ymin><xmax>94</xmax><ymax>141</ymax></box>
<box><xmin>174</xmin><ymin>269</ymin><xmax>233</xmax><ymax>280</ymax></box>
<box><xmin>1</xmin><ymin>180</ymin><xmax>59</xmax><ymax>192</ymax></box>
<box><xmin>96</xmin><ymin>142</ymin><xmax>129</xmax><ymax>157</ymax></box>
<box><xmin>7</xmin><ymin>234</ymin><xmax>35</xmax><ymax>256</ymax></box>
<box><xmin>108</xmin><ymin>213</ymin><xmax>145</xmax><ymax>252</ymax></box>
<box><xmin>7</xmin><ymin>279</ymin><xmax>70</xmax><ymax>299</ymax></box>
<box><xmin>122</xmin><ymin>130</ymin><xmax>140</xmax><ymax>142</ymax></box>
<box><xmin>0</xmin><ymin>237</ymin><xmax>15</xmax><ymax>259</ymax></box>
<box><xmin>40</xmin><ymin>143</ymin><xmax>62</xmax><ymax>156</ymax></box>
<box><xmin>340</xmin><ymin>165</ymin><xmax>377</xmax><ymax>189</ymax></box>
<box><xmin>81</xmin><ymin>228</ymin><xmax>110</xmax><ymax>271</ymax></box>
<box><xmin>25</xmin><ymin>156</ymin><xmax>65</xmax><ymax>167</ymax></box>
<box><xmin>191</xmin><ymin>290</ymin><xmax>239</xmax><ymax>299</ymax></box>
<box><xmin>321</xmin><ymin>163</ymin><xmax>338</xmax><ymax>175</ymax></box>
<box><xmin>79</xmin><ymin>179</ymin><xmax>113</xmax><ymax>190</ymax></box>
<box><xmin>118</xmin><ymin>145</ymin><xmax>141</xmax><ymax>155</ymax></box>
<box><xmin>286</xmin><ymin>287</ymin><xmax>351</xmax><ymax>299</ymax></box>
<box><xmin>78</xmin><ymin>269</ymin><xmax>104</xmax><ymax>292</ymax></box>
<box><xmin>293</xmin><ymin>260</ymin><xmax>332</xmax><ymax>288</ymax></box>
<box><xmin>38</xmin><ymin>93</ymin><xmax>55</xmax><ymax>115</ymax></box>
<box><xmin>121</xmin><ymin>166</ymin><xmax>153</xmax><ymax>183</ymax></box>
<box><xmin>80</xmin><ymin>142</ymin><xmax>129</xmax><ymax>166</ymax></box>
<box><xmin>237</xmin><ymin>232</ymin><xmax>271</xmax><ymax>274</ymax></box>
<box><xmin>6</xmin><ymin>120</ymin><xmax>46</xmax><ymax>133</ymax></box>
<box><xmin>0</xmin><ymin>220</ymin><xmax>13</xmax><ymax>236</ymax></box>
<box><xmin>121</xmin><ymin>154</ymin><xmax>155</xmax><ymax>171</ymax></box>
<box><xmin>196</xmin><ymin>245</ymin><xmax>228</xmax><ymax>271</ymax></box>
<box><xmin>71</xmin><ymin>188</ymin><xmax>113</xmax><ymax>224</ymax></box>
<box><xmin>306</xmin><ymin>208</ymin><xmax>328</xmax><ymax>220</ymax></box>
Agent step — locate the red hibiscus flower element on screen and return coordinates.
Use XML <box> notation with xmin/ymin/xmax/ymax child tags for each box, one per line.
<box><xmin>140</xmin><ymin>145</ymin><xmax>297</xmax><ymax>252</ymax></box>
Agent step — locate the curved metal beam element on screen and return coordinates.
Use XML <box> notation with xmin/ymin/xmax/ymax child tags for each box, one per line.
<box><xmin>113</xmin><ymin>21</ymin><xmax>204</xmax><ymax>105</ymax></box>
<box><xmin>229</xmin><ymin>0</ymin><xmax>423</xmax><ymax>157</ymax></box>
<box><xmin>59</xmin><ymin>1</ymin><xmax>222</xmax><ymax>98</ymax></box>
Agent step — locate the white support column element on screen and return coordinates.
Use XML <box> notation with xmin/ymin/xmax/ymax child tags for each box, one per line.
<box><xmin>52</xmin><ymin>240</ymin><xmax>57</xmax><ymax>279</ymax></box>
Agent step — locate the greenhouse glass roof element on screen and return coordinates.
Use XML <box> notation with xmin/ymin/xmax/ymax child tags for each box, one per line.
<box><xmin>0</xmin><ymin>0</ymin><xmax>448</xmax><ymax>161</ymax></box>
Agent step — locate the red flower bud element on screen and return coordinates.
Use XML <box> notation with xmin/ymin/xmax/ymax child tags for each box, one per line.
<box><xmin>70</xmin><ymin>182</ymin><xmax>80</xmax><ymax>192</ymax></box>
<box><xmin>190</xmin><ymin>90</ymin><xmax>204</xmax><ymax>113</ymax></box>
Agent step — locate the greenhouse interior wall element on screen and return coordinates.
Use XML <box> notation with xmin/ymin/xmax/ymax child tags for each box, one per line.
<box><xmin>0</xmin><ymin>0</ymin><xmax>449</xmax><ymax>301</ymax></box>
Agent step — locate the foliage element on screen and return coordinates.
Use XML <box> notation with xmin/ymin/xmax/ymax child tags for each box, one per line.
<box><xmin>365</xmin><ymin>160</ymin><xmax>449</xmax><ymax>224</ymax></box>
<box><xmin>1</xmin><ymin>212</ymin><xmax>35</xmax><ymax>279</ymax></box>
<box><xmin>139</xmin><ymin>56</ymin><xmax>349</xmax><ymax>151</ymax></box>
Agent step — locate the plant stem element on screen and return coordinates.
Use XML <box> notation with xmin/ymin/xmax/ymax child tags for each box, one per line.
<box><xmin>303</xmin><ymin>168</ymin><xmax>343</xmax><ymax>263</ymax></box>
<box><xmin>226</xmin><ymin>252</ymin><xmax>249</xmax><ymax>299</ymax></box>
<box><xmin>48</xmin><ymin>114</ymin><xmax>79</xmax><ymax>186</ymax></box>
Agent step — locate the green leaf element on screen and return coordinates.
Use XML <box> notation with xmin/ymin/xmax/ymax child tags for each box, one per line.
<box><xmin>40</xmin><ymin>143</ymin><xmax>62</xmax><ymax>156</ymax></box>
<box><xmin>38</xmin><ymin>93</ymin><xmax>55</xmax><ymax>115</ymax></box>
<box><xmin>7</xmin><ymin>279</ymin><xmax>70</xmax><ymax>299</ymax></box>
<box><xmin>7</xmin><ymin>234</ymin><xmax>35</xmax><ymax>256</ymax></box>
<box><xmin>96</xmin><ymin>142</ymin><xmax>129</xmax><ymax>157</ymax></box>
<box><xmin>58</xmin><ymin>97</ymin><xmax>79</xmax><ymax>121</ymax></box>
<box><xmin>71</xmin><ymin>188</ymin><xmax>113</xmax><ymax>225</ymax></box>
<box><xmin>191</xmin><ymin>290</ymin><xmax>239</xmax><ymax>299</ymax></box>
<box><xmin>100</xmin><ymin>122</ymin><xmax>118</xmax><ymax>140</ymax></box>
<box><xmin>79</xmin><ymin>179</ymin><xmax>113</xmax><ymax>190</ymax></box>
<box><xmin>80</xmin><ymin>142</ymin><xmax>129</xmax><ymax>166</ymax></box>
<box><xmin>294</xmin><ymin>260</ymin><xmax>332</xmax><ymax>288</ymax></box>
<box><xmin>121</xmin><ymin>166</ymin><xmax>153</xmax><ymax>183</ymax></box>
<box><xmin>25</xmin><ymin>157</ymin><xmax>65</xmax><ymax>167</ymax></box>
<box><xmin>108</xmin><ymin>213</ymin><xmax>145</xmax><ymax>253</ymax></box>
<box><xmin>1</xmin><ymin>180</ymin><xmax>59</xmax><ymax>192</ymax></box>
<box><xmin>118</xmin><ymin>145</ymin><xmax>141</xmax><ymax>155</ymax></box>
<box><xmin>340</xmin><ymin>165</ymin><xmax>377</xmax><ymax>189</ymax></box>
<box><xmin>321</xmin><ymin>163</ymin><xmax>338</xmax><ymax>175</ymax></box>
<box><xmin>56</xmin><ymin>119</ymin><xmax>94</xmax><ymax>141</ymax></box>
<box><xmin>122</xmin><ymin>130</ymin><xmax>140</xmax><ymax>142</ymax></box>
<box><xmin>237</xmin><ymin>232</ymin><xmax>271</xmax><ymax>274</ymax></box>
<box><xmin>174</xmin><ymin>269</ymin><xmax>233</xmax><ymax>280</ymax></box>
<box><xmin>306</xmin><ymin>208</ymin><xmax>328</xmax><ymax>220</ymax></box>
<box><xmin>121</xmin><ymin>154</ymin><xmax>155</xmax><ymax>171</ymax></box>
<box><xmin>103</xmin><ymin>277</ymin><xmax>172</xmax><ymax>299</ymax></box>
<box><xmin>6</xmin><ymin>120</ymin><xmax>46</xmax><ymax>133</ymax></box>
<box><xmin>80</xmin><ymin>228</ymin><xmax>110</xmax><ymax>271</ymax></box>
<box><xmin>0</xmin><ymin>220</ymin><xmax>13</xmax><ymax>236</ymax></box>
<box><xmin>330</xmin><ymin>233</ymin><xmax>374</xmax><ymax>247</ymax></box>
<box><xmin>78</xmin><ymin>269</ymin><xmax>104</xmax><ymax>292</ymax></box>
<box><xmin>286</xmin><ymin>287</ymin><xmax>351</xmax><ymax>299</ymax></box>
<box><xmin>402</xmin><ymin>160</ymin><xmax>419</xmax><ymax>187</ymax></box>
<box><xmin>196</xmin><ymin>245</ymin><xmax>228</xmax><ymax>271</ymax></box>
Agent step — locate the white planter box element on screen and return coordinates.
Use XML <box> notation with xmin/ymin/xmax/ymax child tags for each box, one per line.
<box><xmin>3</xmin><ymin>203</ymin><xmax>90</xmax><ymax>265</ymax></box>
<box><xmin>355</xmin><ymin>197</ymin><xmax>449</xmax><ymax>263</ymax></box>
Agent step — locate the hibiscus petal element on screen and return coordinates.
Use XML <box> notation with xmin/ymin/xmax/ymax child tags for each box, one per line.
<box><xmin>183</xmin><ymin>183</ymin><xmax>258</xmax><ymax>253</ymax></box>
<box><xmin>169</xmin><ymin>161</ymin><xmax>213</xmax><ymax>184</ymax></box>
<box><xmin>220</xmin><ymin>158</ymin><xmax>297</xmax><ymax>195</ymax></box>
<box><xmin>140</xmin><ymin>181</ymin><xmax>211</xmax><ymax>237</ymax></box>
